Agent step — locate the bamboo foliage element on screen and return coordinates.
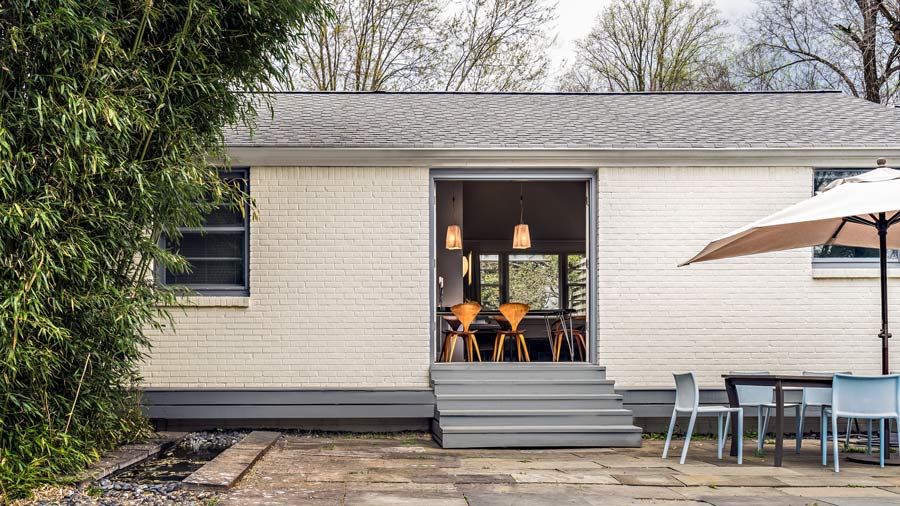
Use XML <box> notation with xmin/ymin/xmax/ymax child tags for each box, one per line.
<box><xmin>0</xmin><ymin>0</ymin><xmax>327</xmax><ymax>498</ymax></box>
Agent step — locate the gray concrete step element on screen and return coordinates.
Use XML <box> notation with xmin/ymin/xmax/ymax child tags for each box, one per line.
<box><xmin>431</xmin><ymin>364</ymin><xmax>607</xmax><ymax>381</ymax></box>
<box><xmin>433</xmin><ymin>378</ymin><xmax>616</xmax><ymax>395</ymax></box>
<box><xmin>435</xmin><ymin>393</ymin><xmax>624</xmax><ymax>410</ymax></box>
<box><xmin>437</xmin><ymin>408</ymin><xmax>635</xmax><ymax>427</ymax></box>
<box><xmin>434</xmin><ymin>424</ymin><xmax>643</xmax><ymax>449</ymax></box>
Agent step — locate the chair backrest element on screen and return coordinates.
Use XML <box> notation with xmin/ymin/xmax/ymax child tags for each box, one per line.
<box><xmin>673</xmin><ymin>372</ymin><xmax>699</xmax><ymax>412</ymax></box>
<box><xmin>492</xmin><ymin>315</ymin><xmax>512</xmax><ymax>331</ymax></box>
<box><xmin>451</xmin><ymin>302</ymin><xmax>482</xmax><ymax>332</ymax></box>
<box><xmin>832</xmin><ymin>374</ymin><xmax>900</xmax><ymax>418</ymax></box>
<box><xmin>801</xmin><ymin>371</ymin><xmax>850</xmax><ymax>406</ymax></box>
<box><xmin>730</xmin><ymin>371</ymin><xmax>773</xmax><ymax>406</ymax></box>
<box><xmin>499</xmin><ymin>303</ymin><xmax>529</xmax><ymax>332</ymax></box>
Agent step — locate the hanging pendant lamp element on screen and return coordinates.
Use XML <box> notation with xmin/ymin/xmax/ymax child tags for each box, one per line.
<box><xmin>512</xmin><ymin>184</ymin><xmax>531</xmax><ymax>249</ymax></box>
<box><xmin>445</xmin><ymin>195</ymin><xmax>462</xmax><ymax>250</ymax></box>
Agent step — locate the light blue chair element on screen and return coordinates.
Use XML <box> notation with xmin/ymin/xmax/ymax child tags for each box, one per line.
<box><xmin>663</xmin><ymin>372</ymin><xmax>743</xmax><ymax>465</ymax></box>
<box><xmin>731</xmin><ymin>371</ymin><xmax>801</xmax><ymax>453</ymax></box>
<box><xmin>798</xmin><ymin>371</ymin><xmax>853</xmax><ymax>451</ymax></box>
<box><xmin>823</xmin><ymin>374</ymin><xmax>900</xmax><ymax>472</ymax></box>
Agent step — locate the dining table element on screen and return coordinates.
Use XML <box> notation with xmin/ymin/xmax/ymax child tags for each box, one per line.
<box><xmin>436</xmin><ymin>308</ymin><xmax>576</xmax><ymax>360</ymax></box>
<box><xmin>723</xmin><ymin>373</ymin><xmax>833</xmax><ymax>467</ymax></box>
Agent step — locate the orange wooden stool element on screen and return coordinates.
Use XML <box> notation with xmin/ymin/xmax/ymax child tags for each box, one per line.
<box><xmin>441</xmin><ymin>302</ymin><xmax>482</xmax><ymax>362</ymax></box>
<box><xmin>492</xmin><ymin>303</ymin><xmax>530</xmax><ymax>362</ymax></box>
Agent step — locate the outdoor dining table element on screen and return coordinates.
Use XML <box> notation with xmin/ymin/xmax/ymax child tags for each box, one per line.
<box><xmin>723</xmin><ymin>373</ymin><xmax>833</xmax><ymax>467</ymax></box>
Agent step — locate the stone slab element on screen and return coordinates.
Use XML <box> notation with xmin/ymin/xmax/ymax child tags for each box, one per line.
<box><xmin>183</xmin><ymin>430</ymin><xmax>280</xmax><ymax>490</ymax></box>
<box><xmin>344</xmin><ymin>491</ymin><xmax>468</xmax><ymax>506</ymax></box>
<box><xmin>74</xmin><ymin>431</ymin><xmax>187</xmax><ymax>486</ymax></box>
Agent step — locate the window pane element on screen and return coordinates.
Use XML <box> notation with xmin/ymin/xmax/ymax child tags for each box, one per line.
<box><xmin>203</xmin><ymin>205</ymin><xmax>244</xmax><ymax>226</ymax></box>
<box><xmin>566</xmin><ymin>254</ymin><xmax>588</xmax><ymax>313</ymax></box>
<box><xmin>479</xmin><ymin>254</ymin><xmax>500</xmax><ymax>309</ymax></box>
<box><xmin>509</xmin><ymin>254</ymin><xmax>559</xmax><ymax>310</ymax></box>
<box><xmin>165</xmin><ymin>259</ymin><xmax>243</xmax><ymax>286</ymax></box>
<box><xmin>169</xmin><ymin>232</ymin><xmax>244</xmax><ymax>258</ymax></box>
<box><xmin>813</xmin><ymin>169</ymin><xmax>897</xmax><ymax>261</ymax></box>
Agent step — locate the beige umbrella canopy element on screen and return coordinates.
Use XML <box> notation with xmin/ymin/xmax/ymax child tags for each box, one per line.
<box><xmin>682</xmin><ymin>160</ymin><xmax>900</xmax><ymax>374</ymax></box>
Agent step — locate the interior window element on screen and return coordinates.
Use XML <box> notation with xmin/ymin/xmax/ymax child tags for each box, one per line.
<box><xmin>566</xmin><ymin>254</ymin><xmax>588</xmax><ymax>314</ymax></box>
<box><xmin>479</xmin><ymin>254</ymin><xmax>501</xmax><ymax>309</ymax></box>
<box><xmin>508</xmin><ymin>254</ymin><xmax>560</xmax><ymax>310</ymax></box>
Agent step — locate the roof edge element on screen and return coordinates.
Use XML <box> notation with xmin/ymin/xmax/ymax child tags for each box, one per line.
<box><xmin>223</xmin><ymin>146</ymin><xmax>900</xmax><ymax>169</ymax></box>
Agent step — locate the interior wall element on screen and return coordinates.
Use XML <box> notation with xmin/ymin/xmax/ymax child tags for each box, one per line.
<box><xmin>462</xmin><ymin>181</ymin><xmax>586</xmax><ymax>251</ymax></box>
<box><xmin>435</xmin><ymin>181</ymin><xmax>464</xmax><ymax>306</ymax></box>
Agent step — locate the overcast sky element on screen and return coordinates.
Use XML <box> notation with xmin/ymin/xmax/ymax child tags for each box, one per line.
<box><xmin>549</xmin><ymin>0</ymin><xmax>756</xmax><ymax>70</ymax></box>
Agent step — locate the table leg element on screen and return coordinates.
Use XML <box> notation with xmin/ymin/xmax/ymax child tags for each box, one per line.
<box><xmin>775</xmin><ymin>380</ymin><xmax>784</xmax><ymax>467</ymax></box>
<box><xmin>725</xmin><ymin>379</ymin><xmax>740</xmax><ymax>457</ymax></box>
<box><xmin>559</xmin><ymin>311</ymin><xmax>574</xmax><ymax>361</ymax></box>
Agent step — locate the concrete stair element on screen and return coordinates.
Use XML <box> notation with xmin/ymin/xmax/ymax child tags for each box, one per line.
<box><xmin>431</xmin><ymin>364</ymin><xmax>642</xmax><ymax>449</ymax></box>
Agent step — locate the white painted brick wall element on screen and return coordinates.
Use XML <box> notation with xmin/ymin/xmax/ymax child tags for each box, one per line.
<box><xmin>141</xmin><ymin>166</ymin><xmax>431</xmax><ymax>388</ymax></box>
<box><xmin>598</xmin><ymin>166</ymin><xmax>896</xmax><ymax>387</ymax></box>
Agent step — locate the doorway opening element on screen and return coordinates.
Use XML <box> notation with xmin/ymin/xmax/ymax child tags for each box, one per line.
<box><xmin>432</xmin><ymin>172</ymin><xmax>596</xmax><ymax>364</ymax></box>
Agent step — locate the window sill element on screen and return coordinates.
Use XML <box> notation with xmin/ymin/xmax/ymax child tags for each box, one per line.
<box><xmin>812</xmin><ymin>267</ymin><xmax>900</xmax><ymax>279</ymax></box>
<box><xmin>160</xmin><ymin>296</ymin><xmax>251</xmax><ymax>308</ymax></box>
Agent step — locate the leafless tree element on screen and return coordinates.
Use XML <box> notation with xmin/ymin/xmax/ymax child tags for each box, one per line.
<box><xmin>436</xmin><ymin>0</ymin><xmax>556</xmax><ymax>91</ymax></box>
<box><xmin>291</xmin><ymin>0</ymin><xmax>554</xmax><ymax>91</ymax></box>
<box><xmin>293</xmin><ymin>0</ymin><xmax>441</xmax><ymax>90</ymax></box>
<box><xmin>741</xmin><ymin>0</ymin><xmax>900</xmax><ymax>104</ymax></box>
<box><xmin>557</xmin><ymin>0</ymin><xmax>732</xmax><ymax>92</ymax></box>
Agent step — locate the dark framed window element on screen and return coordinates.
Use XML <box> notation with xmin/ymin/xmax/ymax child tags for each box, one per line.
<box><xmin>471</xmin><ymin>252</ymin><xmax>586</xmax><ymax>311</ymax></box>
<box><xmin>161</xmin><ymin>169</ymin><xmax>250</xmax><ymax>295</ymax></box>
<box><xmin>813</xmin><ymin>169</ymin><xmax>899</xmax><ymax>264</ymax></box>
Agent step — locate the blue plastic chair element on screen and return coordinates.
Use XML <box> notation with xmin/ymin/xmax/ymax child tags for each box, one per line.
<box><xmin>798</xmin><ymin>371</ymin><xmax>853</xmax><ymax>451</ymax></box>
<box><xmin>663</xmin><ymin>372</ymin><xmax>743</xmax><ymax>465</ymax></box>
<box><xmin>823</xmin><ymin>374</ymin><xmax>900</xmax><ymax>472</ymax></box>
<box><xmin>731</xmin><ymin>371</ymin><xmax>802</xmax><ymax>453</ymax></box>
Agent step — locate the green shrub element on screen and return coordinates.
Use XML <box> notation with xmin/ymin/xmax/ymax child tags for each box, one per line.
<box><xmin>0</xmin><ymin>0</ymin><xmax>327</xmax><ymax>498</ymax></box>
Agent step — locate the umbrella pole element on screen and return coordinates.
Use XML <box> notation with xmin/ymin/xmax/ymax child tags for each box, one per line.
<box><xmin>878</xmin><ymin>213</ymin><xmax>891</xmax><ymax>375</ymax></box>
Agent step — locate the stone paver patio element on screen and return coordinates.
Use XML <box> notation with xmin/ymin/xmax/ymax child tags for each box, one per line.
<box><xmin>219</xmin><ymin>433</ymin><xmax>900</xmax><ymax>506</ymax></box>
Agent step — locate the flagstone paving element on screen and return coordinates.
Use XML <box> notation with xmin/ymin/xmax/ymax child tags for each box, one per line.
<box><xmin>220</xmin><ymin>433</ymin><xmax>900</xmax><ymax>506</ymax></box>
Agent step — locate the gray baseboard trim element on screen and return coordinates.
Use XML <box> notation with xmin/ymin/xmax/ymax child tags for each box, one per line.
<box><xmin>617</xmin><ymin>388</ymin><xmax>806</xmax><ymax>418</ymax></box>
<box><xmin>141</xmin><ymin>389</ymin><xmax>436</xmax><ymax>420</ymax></box>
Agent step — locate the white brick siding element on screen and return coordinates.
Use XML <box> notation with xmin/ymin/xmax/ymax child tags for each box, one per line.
<box><xmin>142</xmin><ymin>164</ymin><xmax>896</xmax><ymax>390</ymax></box>
<box><xmin>141</xmin><ymin>167</ymin><xmax>431</xmax><ymax>388</ymax></box>
<box><xmin>598</xmin><ymin>166</ymin><xmax>896</xmax><ymax>387</ymax></box>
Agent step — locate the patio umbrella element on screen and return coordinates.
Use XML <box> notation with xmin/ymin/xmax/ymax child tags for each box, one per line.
<box><xmin>681</xmin><ymin>160</ymin><xmax>900</xmax><ymax>374</ymax></box>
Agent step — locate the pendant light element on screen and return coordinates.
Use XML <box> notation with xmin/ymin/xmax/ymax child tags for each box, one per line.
<box><xmin>512</xmin><ymin>183</ymin><xmax>531</xmax><ymax>249</ymax></box>
<box><xmin>445</xmin><ymin>194</ymin><xmax>462</xmax><ymax>250</ymax></box>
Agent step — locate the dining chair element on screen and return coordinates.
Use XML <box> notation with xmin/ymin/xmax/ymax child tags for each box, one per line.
<box><xmin>552</xmin><ymin>315</ymin><xmax>587</xmax><ymax>362</ymax></box>
<box><xmin>663</xmin><ymin>372</ymin><xmax>743</xmax><ymax>465</ymax></box>
<box><xmin>730</xmin><ymin>371</ymin><xmax>802</xmax><ymax>453</ymax></box>
<box><xmin>823</xmin><ymin>374</ymin><xmax>900</xmax><ymax>471</ymax></box>
<box><xmin>441</xmin><ymin>302</ymin><xmax>482</xmax><ymax>362</ymax></box>
<box><xmin>797</xmin><ymin>371</ymin><xmax>853</xmax><ymax>451</ymax></box>
<box><xmin>492</xmin><ymin>303</ymin><xmax>530</xmax><ymax>362</ymax></box>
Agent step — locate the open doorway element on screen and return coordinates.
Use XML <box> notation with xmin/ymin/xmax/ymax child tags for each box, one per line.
<box><xmin>432</xmin><ymin>173</ymin><xmax>595</xmax><ymax>364</ymax></box>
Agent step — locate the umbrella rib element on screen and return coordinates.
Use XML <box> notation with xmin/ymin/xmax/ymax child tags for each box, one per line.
<box><xmin>824</xmin><ymin>219</ymin><xmax>848</xmax><ymax>246</ymax></box>
<box><xmin>888</xmin><ymin>210</ymin><xmax>900</xmax><ymax>227</ymax></box>
<box><xmin>846</xmin><ymin>215</ymin><xmax>877</xmax><ymax>227</ymax></box>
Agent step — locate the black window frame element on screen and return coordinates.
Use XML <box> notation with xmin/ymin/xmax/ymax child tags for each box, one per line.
<box><xmin>469</xmin><ymin>252</ymin><xmax>586</xmax><ymax>311</ymax></box>
<box><xmin>158</xmin><ymin>168</ymin><xmax>251</xmax><ymax>296</ymax></box>
<box><xmin>812</xmin><ymin>168</ymin><xmax>899</xmax><ymax>267</ymax></box>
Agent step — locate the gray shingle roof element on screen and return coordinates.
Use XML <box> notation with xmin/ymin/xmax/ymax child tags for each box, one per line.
<box><xmin>225</xmin><ymin>91</ymin><xmax>900</xmax><ymax>150</ymax></box>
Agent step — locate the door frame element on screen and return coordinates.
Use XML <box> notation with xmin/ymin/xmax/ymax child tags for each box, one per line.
<box><xmin>429</xmin><ymin>168</ymin><xmax>599</xmax><ymax>365</ymax></box>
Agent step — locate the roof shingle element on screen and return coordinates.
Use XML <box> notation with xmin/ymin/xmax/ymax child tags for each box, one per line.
<box><xmin>225</xmin><ymin>91</ymin><xmax>900</xmax><ymax>150</ymax></box>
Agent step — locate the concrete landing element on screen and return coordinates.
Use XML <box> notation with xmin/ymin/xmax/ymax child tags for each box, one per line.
<box><xmin>182</xmin><ymin>430</ymin><xmax>281</xmax><ymax>490</ymax></box>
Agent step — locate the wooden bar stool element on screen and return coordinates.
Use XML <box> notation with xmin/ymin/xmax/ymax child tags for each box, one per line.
<box><xmin>441</xmin><ymin>302</ymin><xmax>482</xmax><ymax>362</ymax></box>
<box><xmin>553</xmin><ymin>315</ymin><xmax>587</xmax><ymax>362</ymax></box>
<box><xmin>492</xmin><ymin>303</ymin><xmax>530</xmax><ymax>362</ymax></box>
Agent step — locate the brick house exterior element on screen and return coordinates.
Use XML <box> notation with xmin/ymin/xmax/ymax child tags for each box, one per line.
<box><xmin>140</xmin><ymin>91</ymin><xmax>900</xmax><ymax>443</ymax></box>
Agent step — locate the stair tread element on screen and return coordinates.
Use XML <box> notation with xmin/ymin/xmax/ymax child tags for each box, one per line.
<box><xmin>439</xmin><ymin>425</ymin><xmax>643</xmax><ymax>434</ymax></box>
<box><xmin>439</xmin><ymin>409</ymin><xmax>632</xmax><ymax>416</ymax></box>
<box><xmin>436</xmin><ymin>393</ymin><xmax>621</xmax><ymax>400</ymax></box>
<box><xmin>433</xmin><ymin>379</ymin><xmax>612</xmax><ymax>385</ymax></box>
